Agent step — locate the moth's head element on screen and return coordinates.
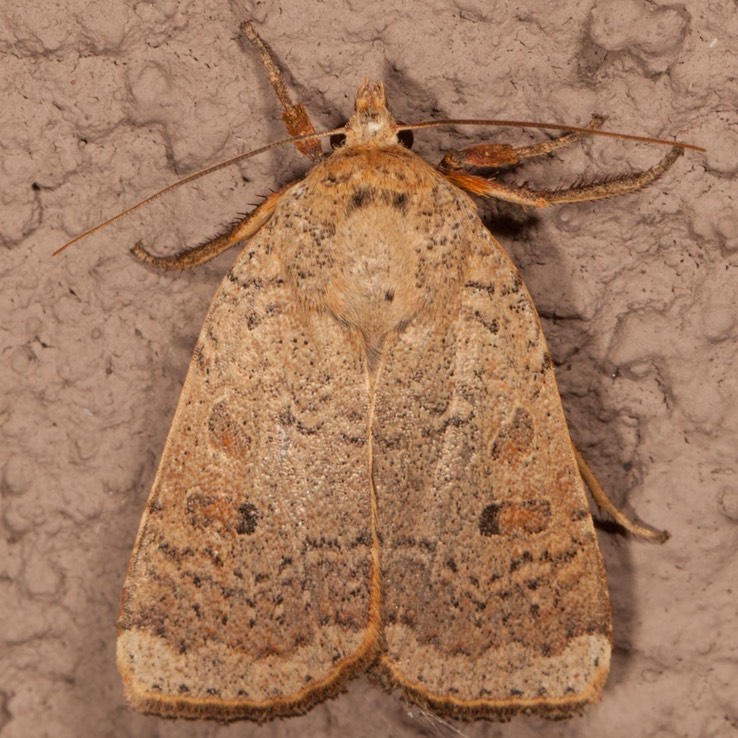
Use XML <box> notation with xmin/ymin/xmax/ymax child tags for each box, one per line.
<box><xmin>344</xmin><ymin>80</ymin><xmax>398</xmax><ymax>147</ymax></box>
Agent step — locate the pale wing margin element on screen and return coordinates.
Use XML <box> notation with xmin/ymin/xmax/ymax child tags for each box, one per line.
<box><xmin>372</xmin><ymin>228</ymin><xmax>611</xmax><ymax>719</ymax></box>
<box><xmin>117</xmin><ymin>236</ymin><xmax>379</xmax><ymax>720</ymax></box>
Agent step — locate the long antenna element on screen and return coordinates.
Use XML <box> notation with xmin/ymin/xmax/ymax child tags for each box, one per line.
<box><xmin>53</xmin><ymin>128</ymin><xmax>346</xmax><ymax>255</ymax></box>
<box><xmin>55</xmin><ymin>119</ymin><xmax>702</xmax><ymax>255</ymax></box>
<box><xmin>399</xmin><ymin>118</ymin><xmax>705</xmax><ymax>152</ymax></box>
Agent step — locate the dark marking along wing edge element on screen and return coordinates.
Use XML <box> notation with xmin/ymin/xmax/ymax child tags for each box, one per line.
<box><xmin>116</xmin><ymin>240</ymin><xmax>380</xmax><ymax>720</ymax></box>
<box><xmin>371</xmin><ymin>230</ymin><xmax>612</xmax><ymax>718</ymax></box>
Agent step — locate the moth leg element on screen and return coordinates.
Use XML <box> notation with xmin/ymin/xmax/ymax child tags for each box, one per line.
<box><xmin>514</xmin><ymin>114</ymin><xmax>605</xmax><ymax>160</ymax></box>
<box><xmin>444</xmin><ymin>146</ymin><xmax>683</xmax><ymax>206</ymax></box>
<box><xmin>440</xmin><ymin>115</ymin><xmax>604</xmax><ymax>170</ymax></box>
<box><xmin>534</xmin><ymin>146</ymin><xmax>683</xmax><ymax>205</ymax></box>
<box><xmin>441</xmin><ymin>171</ymin><xmax>551</xmax><ymax>206</ymax></box>
<box><xmin>241</xmin><ymin>22</ymin><xmax>323</xmax><ymax>161</ymax></box>
<box><xmin>574</xmin><ymin>447</ymin><xmax>670</xmax><ymax>543</ymax></box>
<box><xmin>131</xmin><ymin>187</ymin><xmax>284</xmax><ymax>270</ymax></box>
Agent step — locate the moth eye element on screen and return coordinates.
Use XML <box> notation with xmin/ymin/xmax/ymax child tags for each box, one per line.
<box><xmin>236</xmin><ymin>502</ymin><xmax>259</xmax><ymax>535</ymax></box>
<box><xmin>479</xmin><ymin>500</ymin><xmax>551</xmax><ymax>537</ymax></box>
<box><xmin>330</xmin><ymin>133</ymin><xmax>347</xmax><ymax>149</ymax></box>
<box><xmin>397</xmin><ymin>129</ymin><xmax>414</xmax><ymax>149</ymax></box>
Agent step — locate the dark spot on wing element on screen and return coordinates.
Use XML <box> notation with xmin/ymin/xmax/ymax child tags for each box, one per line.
<box><xmin>479</xmin><ymin>499</ymin><xmax>552</xmax><ymax>537</ymax></box>
<box><xmin>236</xmin><ymin>502</ymin><xmax>259</xmax><ymax>535</ymax></box>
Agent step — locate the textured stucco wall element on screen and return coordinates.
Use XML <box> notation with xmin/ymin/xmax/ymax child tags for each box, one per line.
<box><xmin>2</xmin><ymin>1</ymin><xmax>736</xmax><ymax>737</ymax></box>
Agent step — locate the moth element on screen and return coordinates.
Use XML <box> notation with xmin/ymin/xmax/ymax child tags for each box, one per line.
<box><xmin>60</xmin><ymin>22</ymin><xmax>700</xmax><ymax>722</ymax></box>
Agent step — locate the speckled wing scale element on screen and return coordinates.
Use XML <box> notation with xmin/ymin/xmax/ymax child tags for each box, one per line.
<box><xmin>113</xmin><ymin>23</ymin><xmax>681</xmax><ymax>721</ymax></box>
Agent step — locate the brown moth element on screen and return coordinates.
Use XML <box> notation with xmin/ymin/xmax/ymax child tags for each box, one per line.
<box><xmin>66</xmin><ymin>22</ymin><xmax>698</xmax><ymax>722</ymax></box>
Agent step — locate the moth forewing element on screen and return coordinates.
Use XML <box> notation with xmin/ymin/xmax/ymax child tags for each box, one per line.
<box><xmin>117</xmin><ymin>230</ymin><xmax>382</xmax><ymax>718</ymax></box>
<box><xmin>369</xmin><ymin>205</ymin><xmax>611</xmax><ymax>717</ymax></box>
